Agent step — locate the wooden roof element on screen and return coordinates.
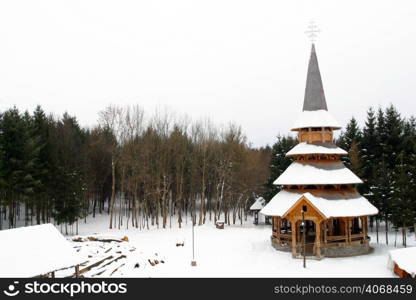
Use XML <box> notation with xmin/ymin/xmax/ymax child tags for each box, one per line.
<box><xmin>260</xmin><ymin>190</ymin><xmax>378</xmax><ymax>218</ymax></box>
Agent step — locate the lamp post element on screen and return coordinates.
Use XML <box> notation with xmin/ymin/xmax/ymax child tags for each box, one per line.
<box><xmin>302</xmin><ymin>205</ymin><xmax>307</xmax><ymax>268</ymax></box>
<box><xmin>191</xmin><ymin>216</ymin><xmax>197</xmax><ymax>267</ymax></box>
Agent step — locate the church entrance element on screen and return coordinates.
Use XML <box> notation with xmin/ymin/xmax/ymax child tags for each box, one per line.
<box><xmin>296</xmin><ymin>220</ymin><xmax>316</xmax><ymax>256</ymax></box>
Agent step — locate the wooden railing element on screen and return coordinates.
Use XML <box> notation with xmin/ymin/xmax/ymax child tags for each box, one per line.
<box><xmin>299</xmin><ymin>131</ymin><xmax>333</xmax><ymax>143</ymax></box>
<box><xmin>273</xmin><ymin>233</ymin><xmax>368</xmax><ymax>246</ymax></box>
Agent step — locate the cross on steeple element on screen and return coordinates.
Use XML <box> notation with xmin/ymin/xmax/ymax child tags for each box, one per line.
<box><xmin>305</xmin><ymin>21</ymin><xmax>320</xmax><ymax>43</ymax></box>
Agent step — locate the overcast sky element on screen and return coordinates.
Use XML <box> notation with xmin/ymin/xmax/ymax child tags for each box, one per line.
<box><xmin>0</xmin><ymin>0</ymin><xmax>415</xmax><ymax>147</ymax></box>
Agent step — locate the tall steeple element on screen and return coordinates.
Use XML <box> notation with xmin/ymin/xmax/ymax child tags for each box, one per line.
<box><xmin>303</xmin><ymin>43</ymin><xmax>328</xmax><ymax>111</ymax></box>
<box><xmin>261</xmin><ymin>34</ymin><xmax>378</xmax><ymax>259</ymax></box>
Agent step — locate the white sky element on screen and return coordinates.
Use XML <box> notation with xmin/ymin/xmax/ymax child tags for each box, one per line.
<box><xmin>0</xmin><ymin>0</ymin><xmax>415</xmax><ymax>147</ymax></box>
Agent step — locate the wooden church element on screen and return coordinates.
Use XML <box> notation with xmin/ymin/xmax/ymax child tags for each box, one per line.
<box><xmin>260</xmin><ymin>43</ymin><xmax>378</xmax><ymax>259</ymax></box>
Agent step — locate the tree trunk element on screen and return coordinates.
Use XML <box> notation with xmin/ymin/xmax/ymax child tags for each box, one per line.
<box><xmin>109</xmin><ymin>157</ymin><xmax>116</xmax><ymax>229</ymax></box>
<box><xmin>414</xmin><ymin>223</ymin><xmax>416</xmax><ymax>242</ymax></box>
<box><xmin>394</xmin><ymin>228</ymin><xmax>398</xmax><ymax>247</ymax></box>
<box><xmin>199</xmin><ymin>168</ymin><xmax>206</xmax><ymax>226</ymax></box>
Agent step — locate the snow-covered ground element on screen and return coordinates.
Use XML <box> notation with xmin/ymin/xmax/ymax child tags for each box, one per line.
<box><xmin>61</xmin><ymin>214</ymin><xmax>415</xmax><ymax>278</ymax></box>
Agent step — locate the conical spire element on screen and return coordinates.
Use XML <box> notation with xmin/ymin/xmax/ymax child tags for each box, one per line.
<box><xmin>303</xmin><ymin>44</ymin><xmax>328</xmax><ymax>111</ymax></box>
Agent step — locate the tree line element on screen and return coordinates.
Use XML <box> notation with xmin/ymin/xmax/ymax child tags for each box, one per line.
<box><xmin>0</xmin><ymin>105</ymin><xmax>271</xmax><ymax>232</ymax></box>
<box><xmin>337</xmin><ymin>105</ymin><xmax>416</xmax><ymax>246</ymax></box>
<box><xmin>263</xmin><ymin>104</ymin><xmax>416</xmax><ymax>246</ymax></box>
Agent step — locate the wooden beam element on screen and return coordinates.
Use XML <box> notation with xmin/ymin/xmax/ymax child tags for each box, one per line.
<box><xmin>347</xmin><ymin>218</ymin><xmax>352</xmax><ymax>243</ymax></box>
<box><xmin>276</xmin><ymin>217</ymin><xmax>281</xmax><ymax>244</ymax></box>
<box><xmin>296</xmin><ymin>221</ymin><xmax>301</xmax><ymax>243</ymax></box>
<box><xmin>316</xmin><ymin>221</ymin><xmax>321</xmax><ymax>257</ymax></box>
<box><xmin>78</xmin><ymin>256</ymin><xmax>113</xmax><ymax>276</ymax></box>
<box><xmin>328</xmin><ymin>219</ymin><xmax>333</xmax><ymax>236</ymax></box>
<box><xmin>363</xmin><ymin>216</ymin><xmax>368</xmax><ymax>240</ymax></box>
<box><xmin>291</xmin><ymin>220</ymin><xmax>296</xmax><ymax>257</ymax></box>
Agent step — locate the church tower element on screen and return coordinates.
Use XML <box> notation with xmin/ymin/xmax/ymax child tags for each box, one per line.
<box><xmin>261</xmin><ymin>43</ymin><xmax>378</xmax><ymax>258</ymax></box>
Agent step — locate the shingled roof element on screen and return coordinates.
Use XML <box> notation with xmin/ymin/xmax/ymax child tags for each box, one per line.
<box><xmin>303</xmin><ymin>43</ymin><xmax>327</xmax><ymax>111</ymax></box>
<box><xmin>291</xmin><ymin>44</ymin><xmax>341</xmax><ymax>131</ymax></box>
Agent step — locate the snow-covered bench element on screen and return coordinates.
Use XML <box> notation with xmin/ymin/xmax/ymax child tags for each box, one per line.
<box><xmin>215</xmin><ymin>220</ymin><xmax>225</xmax><ymax>229</ymax></box>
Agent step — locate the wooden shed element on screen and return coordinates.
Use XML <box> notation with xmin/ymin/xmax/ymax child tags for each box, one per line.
<box><xmin>250</xmin><ymin>197</ymin><xmax>266</xmax><ymax>225</ymax></box>
<box><xmin>0</xmin><ymin>224</ymin><xmax>82</xmax><ymax>278</ymax></box>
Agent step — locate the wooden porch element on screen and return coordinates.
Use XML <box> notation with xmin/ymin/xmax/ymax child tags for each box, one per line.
<box><xmin>271</xmin><ymin>215</ymin><xmax>370</xmax><ymax>258</ymax></box>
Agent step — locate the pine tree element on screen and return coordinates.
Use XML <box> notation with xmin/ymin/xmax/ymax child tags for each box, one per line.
<box><xmin>349</xmin><ymin>141</ymin><xmax>362</xmax><ymax>176</ymax></box>
<box><xmin>32</xmin><ymin>106</ymin><xmax>54</xmax><ymax>224</ymax></box>
<box><xmin>20</xmin><ymin>111</ymin><xmax>42</xmax><ymax>226</ymax></box>
<box><xmin>371</xmin><ymin>158</ymin><xmax>391</xmax><ymax>243</ymax></box>
<box><xmin>375</xmin><ymin>107</ymin><xmax>387</xmax><ymax>161</ymax></box>
<box><xmin>337</xmin><ymin>117</ymin><xmax>362</xmax><ymax>150</ymax></box>
<box><xmin>360</xmin><ymin>107</ymin><xmax>379</xmax><ymax>230</ymax></box>
<box><xmin>371</xmin><ymin>108</ymin><xmax>387</xmax><ymax>239</ymax></box>
<box><xmin>53</xmin><ymin>113</ymin><xmax>86</xmax><ymax>232</ymax></box>
<box><xmin>391</xmin><ymin>152</ymin><xmax>416</xmax><ymax>246</ymax></box>
<box><xmin>384</xmin><ymin>105</ymin><xmax>404</xmax><ymax>169</ymax></box>
<box><xmin>371</xmin><ymin>105</ymin><xmax>405</xmax><ymax>244</ymax></box>
<box><xmin>263</xmin><ymin>135</ymin><xmax>297</xmax><ymax>202</ymax></box>
<box><xmin>337</xmin><ymin>117</ymin><xmax>362</xmax><ymax>169</ymax></box>
<box><xmin>0</xmin><ymin>107</ymin><xmax>27</xmax><ymax>227</ymax></box>
<box><xmin>361</xmin><ymin>108</ymin><xmax>377</xmax><ymax>191</ymax></box>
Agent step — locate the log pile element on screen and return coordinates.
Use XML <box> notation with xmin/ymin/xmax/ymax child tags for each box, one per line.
<box><xmin>72</xmin><ymin>235</ymin><xmax>129</xmax><ymax>243</ymax></box>
<box><xmin>64</xmin><ymin>234</ymin><xmax>166</xmax><ymax>278</ymax></box>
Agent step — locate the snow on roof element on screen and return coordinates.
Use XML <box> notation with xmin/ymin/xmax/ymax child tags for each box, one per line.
<box><xmin>286</xmin><ymin>142</ymin><xmax>348</xmax><ymax>156</ymax></box>
<box><xmin>274</xmin><ymin>161</ymin><xmax>363</xmax><ymax>185</ymax></box>
<box><xmin>291</xmin><ymin>110</ymin><xmax>341</xmax><ymax>131</ymax></box>
<box><xmin>260</xmin><ymin>190</ymin><xmax>300</xmax><ymax>216</ymax></box>
<box><xmin>0</xmin><ymin>224</ymin><xmax>82</xmax><ymax>277</ymax></box>
<box><xmin>260</xmin><ymin>190</ymin><xmax>378</xmax><ymax>218</ymax></box>
<box><xmin>250</xmin><ymin>197</ymin><xmax>266</xmax><ymax>210</ymax></box>
<box><xmin>388</xmin><ymin>247</ymin><xmax>416</xmax><ymax>277</ymax></box>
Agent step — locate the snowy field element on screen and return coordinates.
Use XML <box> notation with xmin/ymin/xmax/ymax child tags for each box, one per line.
<box><xmin>57</xmin><ymin>214</ymin><xmax>416</xmax><ymax>278</ymax></box>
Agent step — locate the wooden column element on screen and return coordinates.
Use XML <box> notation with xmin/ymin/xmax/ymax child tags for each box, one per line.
<box><xmin>363</xmin><ymin>216</ymin><xmax>368</xmax><ymax>241</ymax></box>
<box><xmin>315</xmin><ymin>221</ymin><xmax>321</xmax><ymax>257</ymax></box>
<box><xmin>323</xmin><ymin>220</ymin><xmax>327</xmax><ymax>244</ymax></box>
<box><xmin>291</xmin><ymin>220</ymin><xmax>297</xmax><ymax>257</ymax></box>
<box><xmin>347</xmin><ymin>218</ymin><xmax>352</xmax><ymax>243</ymax></box>
<box><xmin>328</xmin><ymin>219</ymin><xmax>333</xmax><ymax>236</ymax></box>
<box><xmin>276</xmin><ymin>217</ymin><xmax>281</xmax><ymax>243</ymax></box>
